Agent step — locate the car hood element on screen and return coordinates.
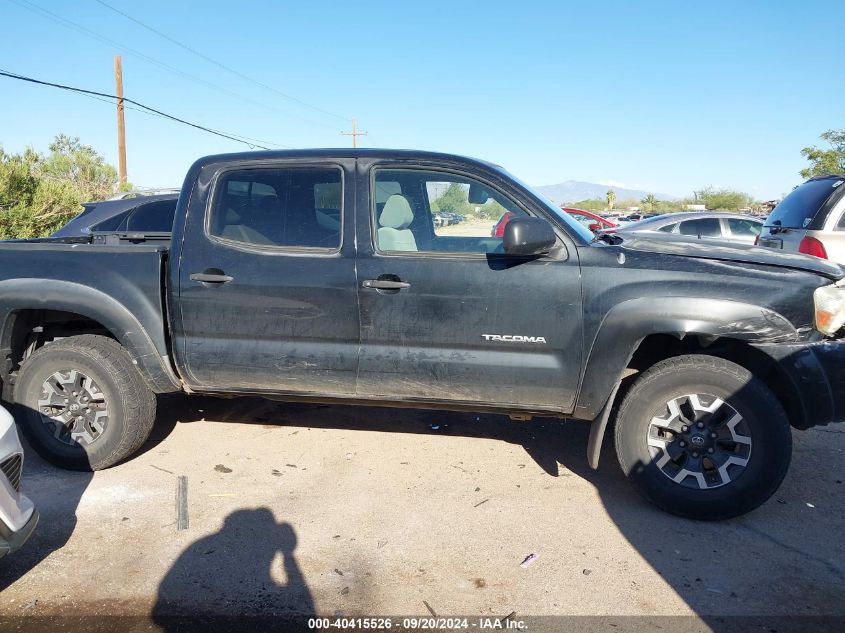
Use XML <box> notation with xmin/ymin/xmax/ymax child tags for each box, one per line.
<box><xmin>618</xmin><ymin>233</ymin><xmax>844</xmax><ymax>280</ymax></box>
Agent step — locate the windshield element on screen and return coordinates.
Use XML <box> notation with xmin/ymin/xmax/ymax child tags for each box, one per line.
<box><xmin>766</xmin><ymin>178</ymin><xmax>844</xmax><ymax>228</ymax></box>
<box><xmin>495</xmin><ymin>168</ymin><xmax>596</xmax><ymax>242</ymax></box>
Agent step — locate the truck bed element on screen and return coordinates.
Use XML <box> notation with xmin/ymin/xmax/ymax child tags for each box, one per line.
<box><xmin>0</xmin><ymin>236</ymin><xmax>171</xmax><ymax>386</ymax></box>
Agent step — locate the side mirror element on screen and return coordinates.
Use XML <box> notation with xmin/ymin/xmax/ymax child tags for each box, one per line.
<box><xmin>588</xmin><ymin>223</ymin><xmax>601</xmax><ymax>232</ymax></box>
<box><xmin>503</xmin><ymin>217</ymin><xmax>556</xmax><ymax>256</ymax></box>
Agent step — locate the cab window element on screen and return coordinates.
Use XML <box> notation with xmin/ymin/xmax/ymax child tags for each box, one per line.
<box><xmin>373</xmin><ymin>169</ymin><xmax>528</xmax><ymax>254</ymax></box>
<box><xmin>210</xmin><ymin>167</ymin><xmax>342</xmax><ymax>249</ymax></box>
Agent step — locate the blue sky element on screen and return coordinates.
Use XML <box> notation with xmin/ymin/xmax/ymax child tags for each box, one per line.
<box><xmin>1</xmin><ymin>0</ymin><xmax>842</xmax><ymax>199</ymax></box>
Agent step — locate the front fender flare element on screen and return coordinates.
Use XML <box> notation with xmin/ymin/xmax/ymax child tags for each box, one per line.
<box><xmin>578</xmin><ymin>297</ymin><xmax>798</xmax><ymax>468</ymax></box>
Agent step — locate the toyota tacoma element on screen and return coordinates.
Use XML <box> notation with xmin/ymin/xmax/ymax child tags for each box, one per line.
<box><xmin>1</xmin><ymin>149</ymin><xmax>844</xmax><ymax>520</ymax></box>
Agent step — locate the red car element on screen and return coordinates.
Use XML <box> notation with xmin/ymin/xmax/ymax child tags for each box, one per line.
<box><xmin>563</xmin><ymin>208</ymin><xmax>617</xmax><ymax>233</ymax></box>
<box><xmin>491</xmin><ymin>212</ymin><xmax>517</xmax><ymax>237</ymax></box>
<box><xmin>491</xmin><ymin>208</ymin><xmax>616</xmax><ymax>237</ymax></box>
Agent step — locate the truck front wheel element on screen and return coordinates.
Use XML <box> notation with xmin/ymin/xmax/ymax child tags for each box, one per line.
<box><xmin>614</xmin><ymin>354</ymin><xmax>791</xmax><ymax>520</ymax></box>
<box><xmin>12</xmin><ymin>334</ymin><xmax>156</xmax><ymax>471</ymax></box>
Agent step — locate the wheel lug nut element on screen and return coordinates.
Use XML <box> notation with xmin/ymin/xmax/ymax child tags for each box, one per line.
<box><xmin>679</xmin><ymin>441</ymin><xmax>686</xmax><ymax>447</ymax></box>
<box><xmin>711</xmin><ymin>432</ymin><xmax>717</xmax><ymax>438</ymax></box>
<box><xmin>682</xmin><ymin>425</ymin><xmax>689</xmax><ymax>433</ymax></box>
<box><xmin>42</xmin><ymin>407</ymin><xmax>50</xmax><ymax>414</ymax></box>
<box><xmin>708</xmin><ymin>448</ymin><xmax>714</xmax><ymax>454</ymax></box>
<box><xmin>697</xmin><ymin>422</ymin><xmax>705</xmax><ymax>429</ymax></box>
<box><xmin>692</xmin><ymin>451</ymin><xmax>699</xmax><ymax>457</ymax></box>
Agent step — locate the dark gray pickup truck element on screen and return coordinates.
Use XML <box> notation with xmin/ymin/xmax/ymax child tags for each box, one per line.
<box><xmin>2</xmin><ymin>149</ymin><xmax>845</xmax><ymax>519</ymax></box>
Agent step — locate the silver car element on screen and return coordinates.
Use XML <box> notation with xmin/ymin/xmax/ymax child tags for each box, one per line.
<box><xmin>0</xmin><ymin>405</ymin><xmax>38</xmax><ymax>558</ymax></box>
<box><xmin>610</xmin><ymin>212</ymin><xmax>763</xmax><ymax>244</ymax></box>
<box><xmin>756</xmin><ymin>175</ymin><xmax>845</xmax><ymax>263</ymax></box>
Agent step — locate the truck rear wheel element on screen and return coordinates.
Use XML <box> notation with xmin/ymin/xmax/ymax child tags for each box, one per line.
<box><xmin>614</xmin><ymin>354</ymin><xmax>791</xmax><ymax>520</ymax></box>
<box><xmin>12</xmin><ymin>334</ymin><xmax>156</xmax><ymax>471</ymax></box>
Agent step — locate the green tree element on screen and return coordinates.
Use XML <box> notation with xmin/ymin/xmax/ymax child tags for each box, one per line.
<box><xmin>565</xmin><ymin>198</ymin><xmax>605</xmax><ymax>212</ymax></box>
<box><xmin>642</xmin><ymin>194</ymin><xmax>658</xmax><ymax>211</ymax></box>
<box><xmin>800</xmin><ymin>129</ymin><xmax>845</xmax><ymax>179</ymax></box>
<box><xmin>606</xmin><ymin>189</ymin><xmax>616</xmax><ymax>210</ymax></box>
<box><xmin>430</xmin><ymin>182</ymin><xmax>469</xmax><ymax>215</ymax></box>
<box><xmin>0</xmin><ymin>135</ymin><xmax>125</xmax><ymax>239</ymax></box>
<box><xmin>692</xmin><ymin>186</ymin><xmax>755</xmax><ymax>211</ymax></box>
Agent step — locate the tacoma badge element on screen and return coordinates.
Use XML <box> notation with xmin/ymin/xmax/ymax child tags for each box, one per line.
<box><xmin>481</xmin><ymin>334</ymin><xmax>547</xmax><ymax>344</ymax></box>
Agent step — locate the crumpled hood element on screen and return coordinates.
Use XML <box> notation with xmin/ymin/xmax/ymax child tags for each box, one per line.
<box><xmin>618</xmin><ymin>233</ymin><xmax>845</xmax><ymax>280</ymax></box>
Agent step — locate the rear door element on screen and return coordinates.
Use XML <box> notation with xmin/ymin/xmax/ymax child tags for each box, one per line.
<box><xmin>353</xmin><ymin>160</ymin><xmax>583</xmax><ymax>413</ymax></box>
<box><xmin>174</xmin><ymin>158</ymin><xmax>359</xmax><ymax>395</ymax></box>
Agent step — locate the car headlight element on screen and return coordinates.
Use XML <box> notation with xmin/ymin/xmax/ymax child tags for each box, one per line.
<box><xmin>814</xmin><ymin>281</ymin><xmax>845</xmax><ymax>336</ymax></box>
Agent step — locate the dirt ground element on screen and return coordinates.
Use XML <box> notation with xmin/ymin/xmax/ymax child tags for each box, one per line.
<box><xmin>435</xmin><ymin>219</ymin><xmax>497</xmax><ymax>237</ymax></box>
<box><xmin>1</xmin><ymin>394</ymin><xmax>843</xmax><ymax>629</ymax></box>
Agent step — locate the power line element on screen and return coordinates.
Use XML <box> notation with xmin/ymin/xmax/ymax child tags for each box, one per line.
<box><xmin>92</xmin><ymin>0</ymin><xmax>347</xmax><ymax>122</ymax></box>
<box><xmin>9</xmin><ymin>0</ymin><xmax>340</xmax><ymax>131</ymax></box>
<box><xmin>0</xmin><ymin>69</ymin><xmax>290</xmax><ymax>150</ymax></box>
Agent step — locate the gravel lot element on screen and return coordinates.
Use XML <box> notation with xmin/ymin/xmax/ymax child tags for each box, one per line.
<box><xmin>1</xmin><ymin>394</ymin><xmax>843</xmax><ymax>629</ymax></box>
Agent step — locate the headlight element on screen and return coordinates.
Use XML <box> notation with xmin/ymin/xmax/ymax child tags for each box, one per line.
<box><xmin>814</xmin><ymin>282</ymin><xmax>845</xmax><ymax>336</ymax></box>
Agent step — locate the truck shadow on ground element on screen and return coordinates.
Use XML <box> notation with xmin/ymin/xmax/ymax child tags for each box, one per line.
<box><xmin>151</xmin><ymin>393</ymin><xmax>845</xmax><ymax>628</ymax></box>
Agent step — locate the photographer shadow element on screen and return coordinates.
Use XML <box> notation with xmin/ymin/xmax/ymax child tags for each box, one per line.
<box><xmin>152</xmin><ymin>507</ymin><xmax>314</xmax><ymax>632</ymax></box>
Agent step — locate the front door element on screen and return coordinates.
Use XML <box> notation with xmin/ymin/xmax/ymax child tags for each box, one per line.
<box><xmin>176</xmin><ymin>159</ymin><xmax>359</xmax><ymax>395</ymax></box>
<box><xmin>354</xmin><ymin>161</ymin><xmax>583</xmax><ymax>413</ymax></box>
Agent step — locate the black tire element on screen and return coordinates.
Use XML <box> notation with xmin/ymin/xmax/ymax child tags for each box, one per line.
<box><xmin>12</xmin><ymin>334</ymin><xmax>156</xmax><ymax>471</ymax></box>
<box><xmin>614</xmin><ymin>354</ymin><xmax>791</xmax><ymax>520</ymax></box>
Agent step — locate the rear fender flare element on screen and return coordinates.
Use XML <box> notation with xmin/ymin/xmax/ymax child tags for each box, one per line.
<box><xmin>0</xmin><ymin>279</ymin><xmax>180</xmax><ymax>393</ymax></box>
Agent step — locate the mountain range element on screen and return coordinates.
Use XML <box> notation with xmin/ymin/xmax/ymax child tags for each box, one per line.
<box><xmin>534</xmin><ymin>180</ymin><xmax>679</xmax><ymax>203</ymax></box>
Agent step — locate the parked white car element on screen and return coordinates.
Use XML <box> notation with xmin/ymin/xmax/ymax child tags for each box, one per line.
<box><xmin>608</xmin><ymin>212</ymin><xmax>763</xmax><ymax>244</ymax></box>
<box><xmin>756</xmin><ymin>175</ymin><xmax>845</xmax><ymax>263</ymax></box>
<box><xmin>0</xmin><ymin>405</ymin><xmax>37</xmax><ymax>558</ymax></box>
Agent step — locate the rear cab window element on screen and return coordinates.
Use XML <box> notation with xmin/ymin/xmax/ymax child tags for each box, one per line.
<box><xmin>209</xmin><ymin>167</ymin><xmax>342</xmax><ymax>250</ymax></box>
<box><xmin>766</xmin><ymin>178</ymin><xmax>845</xmax><ymax>229</ymax></box>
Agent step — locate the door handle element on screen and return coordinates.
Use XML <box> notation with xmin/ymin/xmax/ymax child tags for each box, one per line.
<box><xmin>190</xmin><ymin>269</ymin><xmax>234</xmax><ymax>284</ymax></box>
<box><xmin>362</xmin><ymin>279</ymin><xmax>410</xmax><ymax>290</ymax></box>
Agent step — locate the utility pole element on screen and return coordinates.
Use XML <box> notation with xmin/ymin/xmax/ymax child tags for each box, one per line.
<box><xmin>341</xmin><ymin>118</ymin><xmax>367</xmax><ymax>148</ymax></box>
<box><xmin>114</xmin><ymin>54</ymin><xmax>127</xmax><ymax>184</ymax></box>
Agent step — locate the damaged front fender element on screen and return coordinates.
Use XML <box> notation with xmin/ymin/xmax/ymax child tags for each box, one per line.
<box><xmin>576</xmin><ymin>297</ymin><xmax>799</xmax><ymax>422</ymax></box>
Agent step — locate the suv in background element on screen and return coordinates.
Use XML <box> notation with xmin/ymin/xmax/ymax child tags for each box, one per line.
<box><xmin>756</xmin><ymin>175</ymin><xmax>845</xmax><ymax>262</ymax></box>
<box><xmin>51</xmin><ymin>193</ymin><xmax>179</xmax><ymax>238</ymax></box>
